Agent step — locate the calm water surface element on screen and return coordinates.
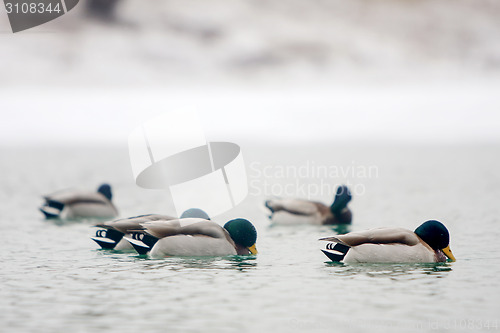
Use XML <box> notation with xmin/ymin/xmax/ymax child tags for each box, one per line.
<box><xmin>1</xmin><ymin>145</ymin><xmax>499</xmax><ymax>332</ymax></box>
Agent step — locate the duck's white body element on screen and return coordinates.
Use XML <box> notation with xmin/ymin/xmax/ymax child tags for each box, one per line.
<box><xmin>271</xmin><ymin>209</ymin><xmax>323</xmax><ymax>225</ymax></box>
<box><xmin>150</xmin><ymin>234</ymin><xmax>237</xmax><ymax>258</ymax></box>
<box><xmin>62</xmin><ymin>200</ymin><xmax>117</xmax><ymax>219</ymax></box>
<box><xmin>342</xmin><ymin>242</ymin><xmax>436</xmax><ymax>263</ymax></box>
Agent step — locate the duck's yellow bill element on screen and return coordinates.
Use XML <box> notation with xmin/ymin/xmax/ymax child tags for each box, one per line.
<box><xmin>248</xmin><ymin>244</ymin><xmax>258</xmax><ymax>255</ymax></box>
<box><xmin>442</xmin><ymin>245</ymin><xmax>456</xmax><ymax>262</ymax></box>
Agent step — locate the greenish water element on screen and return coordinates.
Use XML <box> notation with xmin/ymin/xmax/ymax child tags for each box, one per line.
<box><xmin>1</xmin><ymin>145</ymin><xmax>500</xmax><ymax>332</ymax></box>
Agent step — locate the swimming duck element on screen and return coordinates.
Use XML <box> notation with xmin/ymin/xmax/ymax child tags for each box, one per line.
<box><xmin>320</xmin><ymin>220</ymin><xmax>456</xmax><ymax>263</ymax></box>
<box><xmin>91</xmin><ymin>208</ymin><xmax>210</xmax><ymax>251</ymax></box>
<box><xmin>124</xmin><ymin>218</ymin><xmax>258</xmax><ymax>257</ymax></box>
<box><xmin>265</xmin><ymin>185</ymin><xmax>352</xmax><ymax>225</ymax></box>
<box><xmin>40</xmin><ymin>184</ymin><xmax>118</xmax><ymax>219</ymax></box>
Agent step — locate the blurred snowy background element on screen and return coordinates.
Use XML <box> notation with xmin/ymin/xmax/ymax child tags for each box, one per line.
<box><xmin>1</xmin><ymin>0</ymin><xmax>499</xmax><ymax>145</ymax></box>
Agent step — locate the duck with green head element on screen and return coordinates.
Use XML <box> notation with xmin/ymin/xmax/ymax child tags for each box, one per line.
<box><xmin>320</xmin><ymin>220</ymin><xmax>455</xmax><ymax>263</ymax></box>
<box><xmin>124</xmin><ymin>217</ymin><xmax>258</xmax><ymax>257</ymax></box>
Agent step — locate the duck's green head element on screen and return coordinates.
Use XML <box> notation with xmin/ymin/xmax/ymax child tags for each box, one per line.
<box><xmin>330</xmin><ymin>185</ymin><xmax>352</xmax><ymax>214</ymax></box>
<box><xmin>224</xmin><ymin>218</ymin><xmax>258</xmax><ymax>255</ymax></box>
<box><xmin>414</xmin><ymin>220</ymin><xmax>456</xmax><ymax>262</ymax></box>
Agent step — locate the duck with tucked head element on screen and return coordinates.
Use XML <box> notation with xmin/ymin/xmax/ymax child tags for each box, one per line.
<box><xmin>91</xmin><ymin>208</ymin><xmax>210</xmax><ymax>251</ymax></box>
<box><xmin>124</xmin><ymin>218</ymin><xmax>258</xmax><ymax>257</ymax></box>
<box><xmin>40</xmin><ymin>183</ymin><xmax>118</xmax><ymax>219</ymax></box>
<box><xmin>265</xmin><ymin>185</ymin><xmax>352</xmax><ymax>225</ymax></box>
<box><xmin>320</xmin><ymin>220</ymin><xmax>456</xmax><ymax>263</ymax></box>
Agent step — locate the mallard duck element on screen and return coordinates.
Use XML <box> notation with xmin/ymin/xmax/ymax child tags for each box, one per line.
<box><xmin>320</xmin><ymin>220</ymin><xmax>456</xmax><ymax>263</ymax></box>
<box><xmin>124</xmin><ymin>218</ymin><xmax>258</xmax><ymax>257</ymax></box>
<box><xmin>39</xmin><ymin>184</ymin><xmax>118</xmax><ymax>219</ymax></box>
<box><xmin>91</xmin><ymin>209</ymin><xmax>210</xmax><ymax>251</ymax></box>
<box><xmin>265</xmin><ymin>185</ymin><xmax>352</xmax><ymax>225</ymax></box>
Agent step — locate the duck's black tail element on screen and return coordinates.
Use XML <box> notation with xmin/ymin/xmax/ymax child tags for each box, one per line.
<box><xmin>321</xmin><ymin>242</ymin><xmax>350</xmax><ymax>262</ymax></box>
<box><xmin>91</xmin><ymin>228</ymin><xmax>124</xmax><ymax>249</ymax></box>
<box><xmin>125</xmin><ymin>232</ymin><xmax>159</xmax><ymax>255</ymax></box>
<box><xmin>39</xmin><ymin>200</ymin><xmax>65</xmax><ymax>219</ymax></box>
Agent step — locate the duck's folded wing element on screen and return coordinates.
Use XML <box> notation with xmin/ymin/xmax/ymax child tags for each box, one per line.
<box><xmin>45</xmin><ymin>190</ymin><xmax>109</xmax><ymax>205</ymax></box>
<box><xmin>95</xmin><ymin>214</ymin><xmax>176</xmax><ymax>233</ymax></box>
<box><xmin>96</xmin><ymin>220</ymin><xmax>143</xmax><ymax>234</ymax></box>
<box><xmin>141</xmin><ymin>219</ymin><xmax>225</xmax><ymax>239</ymax></box>
<box><xmin>267</xmin><ymin>199</ymin><xmax>322</xmax><ymax>216</ymax></box>
<box><xmin>120</xmin><ymin>214</ymin><xmax>176</xmax><ymax>222</ymax></box>
<box><xmin>43</xmin><ymin>188</ymin><xmax>72</xmax><ymax>202</ymax></box>
<box><xmin>320</xmin><ymin>227</ymin><xmax>419</xmax><ymax>246</ymax></box>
